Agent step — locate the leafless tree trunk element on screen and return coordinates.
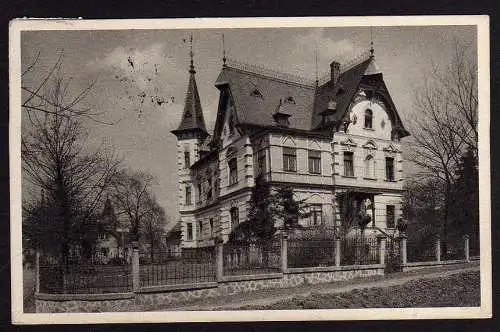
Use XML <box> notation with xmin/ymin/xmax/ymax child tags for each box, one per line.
<box><xmin>22</xmin><ymin>50</ymin><xmax>112</xmax><ymax>124</ymax></box>
<box><xmin>110</xmin><ymin>170</ymin><xmax>154</xmax><ymax>243</ymax></box>
<box><xmin>22</xmin><ymin>74</ymin><xmax>120</xmax><ymax>264</ymax></box>
<box><xmin>409</xmin><ymin>41</ymin><xmax>476</xmax><ymax>259</ymax></box>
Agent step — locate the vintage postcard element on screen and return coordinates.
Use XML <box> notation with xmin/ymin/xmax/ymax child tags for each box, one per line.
<box><xmin>9</xmin><ymin>16</ymin><xmax>491</xmax><ymax>324</ymax></box>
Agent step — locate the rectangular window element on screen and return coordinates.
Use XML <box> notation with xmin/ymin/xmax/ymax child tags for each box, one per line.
<box><xmin>283</xmin><ymin>147</ymin><xmax>297</xmax><ymax>172</ymax></box>
<box><xmin>198</xmin><ymin>221</ymin><xmax>203</xmax><ymax>239</ymax></box>
<box><xmin>386</xmin><ymin>157</ymin><xmax>395</xmax><ymax>181</ymax></box>
<box><xmin>230</xmin><ymin>207</ymin><xmax>239</xmax><ymax>230</ymax></box>
<box><xmin>206</xmin><ymin>178</ymin><xmax>212</xmax><ymax>200</ymax></box>
<box><xmin>308</xmin><ymin>150</ymin><xmax>321</xmax><ymax>174</ymax></box>
<box><xmin>309</xmin><ymin>204</ymin><xmax>323</xmax><ymax>226</ymax></box>
<box><xmin>210</xmin><ymin>218</ymin><xmax>214</xmax><ymax>237</ymax></box>
<box><xmin>184</xmin><ymin>151</ymin><xmax>190</xmax><ymax>168</ymax></box>
<box><xmin>229</xmin><ymin>158</ymin><xmax>238</xmax><ymax>185</ymax></box>
<box><xmin>343</xmin><ymin>152</ymin><xmax>354</xmax><ymax>177</ymax></box>
<box><xmin>185</xmin><ymin>185</ymin><xmax>192</xmax><ymax>205</ymax></box>
<box><xmin>386</xmin><ymin>205</ymin><xmax>395</xmax><ymax>228</ymax></box>
<box><xmin>197</xmin><ymin>183</ymin><xmax>202</xmax><ymax>201</ymax></box>
<box><xmin>258</xmin><ymin>150</ymin><xmax>266</xmax><ymax>175</ymax></box>
<box><xmin>187</xmin><ymin>223</ymin><xmax>193</xmax><ymax>240</ymax></box>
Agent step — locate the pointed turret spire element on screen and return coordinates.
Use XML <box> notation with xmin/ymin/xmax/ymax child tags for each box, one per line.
<box><xmin>222</xmin><ymin>33</ymin><xmax>227</xmax><ymax>68</ymax></box>
<box><xmin>370</xmin><ymin>26</ymin><xmax>375</xmax><ymax>57</ymax></box>
<box><xmin>171</xmin><ymin>34</ymin><xmax>208</xmax><ymax>139</ymax></box>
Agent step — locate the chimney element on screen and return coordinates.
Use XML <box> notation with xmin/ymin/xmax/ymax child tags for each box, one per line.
<box><xmin>330</xmin><ymin>61</ymin><xmax>340</xmax><ymax>83</ymax></box>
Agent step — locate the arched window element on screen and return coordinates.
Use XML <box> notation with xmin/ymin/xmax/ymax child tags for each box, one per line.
<box><xmin>230</xmin><ymin>207</ymin><xmax>239</xmax><ymax>230</ymax></box>
<box><xmin>364</xmin><ymin>109</ymin><xmax>373</xmax><ymax>129</ymax></box>
<box><xmin>365</xmin><ymin>155</ymin><xmax>375</xmax><ymax>179</ymax></box>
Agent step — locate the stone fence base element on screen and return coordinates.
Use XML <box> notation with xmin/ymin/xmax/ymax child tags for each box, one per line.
<box><xmin>401</xmin><ymin>259</ymin><xmax>471</xmax><ymax>272</ymax></box>
<box><xmin>36</xmin><ymin>264</ymin><xmax>384</xmax><ymax>313</ymax></box>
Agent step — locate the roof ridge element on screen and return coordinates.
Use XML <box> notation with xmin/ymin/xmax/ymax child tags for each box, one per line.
<box><xmin>317</xmin><ymin>51</ymin><xmax>373</xmax><ymax>86</ymax></box>
<box><xmin>226</xmin><ymin>57</ymin><xmax>317</xmax><ymax>89</ymax></box>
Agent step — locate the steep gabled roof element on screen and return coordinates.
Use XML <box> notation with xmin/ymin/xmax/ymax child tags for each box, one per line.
<box><xmin>215</xmin><ymin>66</ymin><xmax>316</xmax><ymax>131</ymax></box>
<box><xmin>212</xmin><ymin>55</ymin><xmax>408</xmax><ymax>137</ymax></box>
<box><xmin>312</xmin><ymin>58</ymin><xmax>372</xmax><ymax>129</ymax></box>
<box><xmin>172</xmin><ymin>67</ymin><xmax>208</xmax><ymax>136</ymax></box>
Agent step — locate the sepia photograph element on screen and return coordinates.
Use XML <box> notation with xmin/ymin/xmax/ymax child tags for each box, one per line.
<box><xmin>9</xmin><ymin>16</ymin><xmax>491</xmax><ymax>323</ymax></box>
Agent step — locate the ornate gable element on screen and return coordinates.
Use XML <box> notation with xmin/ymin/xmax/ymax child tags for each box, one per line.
<box><xmin>362</xmin><ymin>140</ymin><xmax>378</xmax><ymax>150</ymax></box>
<box><xmin>340</xmin><ymin>137</ymin><xmax>357</xmax><ymax>147</ymax></box>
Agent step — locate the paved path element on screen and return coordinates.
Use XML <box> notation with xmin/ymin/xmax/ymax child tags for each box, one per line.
<box><xmin>145</xmin><ymin>262</ymin><xmax>479</xmax><ymax>311</ymax></box>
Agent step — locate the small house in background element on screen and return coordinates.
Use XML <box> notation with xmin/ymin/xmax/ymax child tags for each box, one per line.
<box><xmin>165</xmin><ymin>221</ymin><xmax>182</xmax><ymax>257</ymax></box>
<box><xmin>94</xmin><ymin>198</ymin><xmax>130</xmax><ymax>263</ymax></box>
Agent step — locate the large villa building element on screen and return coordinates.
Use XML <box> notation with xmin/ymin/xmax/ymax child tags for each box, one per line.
<box><xmin>171</xmin><ymin>46</ymin><xmax>409</xmax><ymax>249</ymax></box>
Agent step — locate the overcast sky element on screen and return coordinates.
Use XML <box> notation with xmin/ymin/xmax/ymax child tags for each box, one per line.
<box><xmin>21</xmin><ymin>24</ymin><xmax>477</xmax><ymax>226</ymax></box>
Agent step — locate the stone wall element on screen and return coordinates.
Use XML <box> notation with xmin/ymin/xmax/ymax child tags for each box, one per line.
<box><xmin>402</xmin><ymin>260</ymin><xmax>468</xmax><ymax>272</ymax></box>
<box><xmin>35</xmin><ymin>265</ymin><xmax>384</xmax><ymax>313</ymax></box>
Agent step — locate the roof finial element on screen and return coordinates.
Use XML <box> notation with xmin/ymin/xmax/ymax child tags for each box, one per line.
<box><xmin>222</xmin><ymin>33</ymin><xmax>227</xmax><ymax>67</ymax></box>
<box><xmin>314</xmin><ymin>43</ymin><xmax>319</xmax><ymax>85</ymax></box>
<box><xmin>370</xmin><ymin>26</ymin><xmax>374</xmax><ymax>57</ymax></box>
<box><xmin>189</xmin><ymin>33</ymin><xmax>195</xmax><ymax>73</ymax></box>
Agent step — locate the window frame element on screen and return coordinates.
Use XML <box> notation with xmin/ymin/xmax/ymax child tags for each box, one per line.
<box><xmin>386</xmin><ymin>205</ymin><xmax>395</xmax><ymax>228</ymax></box>
<box><xmin>385</xmin><ymin>157</ymin><xmax>395</xmax><ymax>181</ymax></box>
<box><xmin>228</xmin><ymin>157</ymin><xmax>238</xmax><ymax>186</ymax></box>
<box><xmin>184</xmin><ymin>151</ymin><xmax>190</xmax><ymax>168</ymax></box>
<box><xmin>230</xmin><ymin>207</ymin><xmax>239</xmax><ymax>230</ymax></box>
<box><xmin>257</xmin><ymin>149</ymin><xmax>266</xmax><ymax>175</ymax></box>
<box><xmin>309</xmin><ymin>204</ymin><xmax>323</xmax><ymax>226</ymax></box>
<box><xmin>283</xmin><ymin>147</ymin><xmax>297</xmax><ymax>172</ymax></box>
<box><xmin>364</xmin><ymin>109</ymin><xmax>373</xmax><ymax>129</ymax></box>
<box><xmin>185</xmin><ymin>185</ymin><xmax>192</xmax><ymax>205</ymax></box>
<box><xmin>364</xmin><ymin>155</ymin><xmax>375</xmax><ymax>179</ymax></box>
<box><xmin>308</xmin><ymin>150</ymin><xmax>322</xmax><ymax>174</ymax></box>
<box><xmin>206</xmin><ymin>176</ymin><xmax>212</xmax><ymax>200</ymax></box>
<box><xmin>343</xmin><ymin>151</ymin><xmax>354</xmax><ymax>177</ymax></box>
<box><xmin>186</xmin><ymin>223</ymin><xmax>193</xmax><ymax>241</ymax></box>
<box><xmin>198</xmin><ymin>220</ymin><xmax>203</xmax><ymax>240</ymax></box>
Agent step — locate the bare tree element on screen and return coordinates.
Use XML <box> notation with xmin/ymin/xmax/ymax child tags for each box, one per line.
<box><xmin>431</xmin><ymin>42</ymin><xmax>478</xmax><ymax>156</ymax></box>
<box><xmin>22</xmin><ymin>50</ymin><xmax>113</xmax><ymax>124</ymax></box>
<box><xmin>110</xmin><ymin>170</ymin><xmax>155</xmax><ymax>243</ymax></box>
<box><xmin>408</xmin><ymin>41</ymin><xmax>477</xmax><ymax>257</ymax></box>
<box><xmin>22</xmin><ymin>74</ymin><xmax>120</xmax><ymax>259</ymax></box>
<box><xmin>140</xmin><ymin>196</ymin><xmax>167</xmax><ymax>261</ymax></box>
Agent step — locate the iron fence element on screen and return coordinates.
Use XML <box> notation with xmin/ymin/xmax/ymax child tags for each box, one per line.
<box><xmin>39</xmin><ymin>251</ymin><xmax>132</xmax><ymax>294</ymax></box>
<box><xmin>340</xmin><ymin>232</ymin><xmax>379</xmax><ymax>266</ymax></box>
<box><xmin>407</xmin><ymin>238</ymin><xmax>436</xmax><ymax>263</ymax></box>
<box><xmin>223</xmin><ymin>241</ymin><xmax>281</xmax><ymax>276</ymax></box>
<box><xmin>140</xmin><ymin>247</ymin><xmax>216</xmax><ymax>287</ymax></box>
<box><xmin>288</xmin><ymin>239</ymin><xmax>336</xmax><ymax>268</ymax></box>
<box><xmin>442</xmin><ymin>238</ymin><xmax>465</xmax><ymax>261</ymax></box>
<box><xmin>287</xmin><ymin>226</ymin><xmax>340</xmax><ymax>241</ymax></box>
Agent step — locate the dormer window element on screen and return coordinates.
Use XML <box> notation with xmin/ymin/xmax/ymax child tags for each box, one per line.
<box><xmin>250</xmin><ymin>88</ymin><xmax>263</xmax><ymax>98</ymax></box>
<box><xmin>364</xmin><ymin>109</ymin><xmax>373</xmax><ymax>129</ymax></box>
<box><xmin>274</xmin><ymin>99</ymin><xmax>292</xmax><ymax>127</ymax></box>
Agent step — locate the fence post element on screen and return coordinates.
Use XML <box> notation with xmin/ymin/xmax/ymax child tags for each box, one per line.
<box><xmin>132</xmin><ymin>242</ymin><xmax>140</xmax><ymax>292</ymax></box>
<box><xmin>216</xmin><ymin>237</ymin><xmax>224</xmax><ymax>281</ymax></box>
<box><xmin>281</xmin><ymin>231</ymin><xmax>288</xmax><ymax>273</ymax></box>
<box><xmin>334</xmin><ymin>235</ymin><xmax>341</xmax><ymax>267</ymax></box>
<box><xmin>399</xmin><ymin>234</ymin><xmax>407</xmax><ymax>265</ymax></box>
<box><xmin>435</xmin><ymin>235</ymin><xmax>441</xmax><ymax>262</ymax></box>
<box><xmin>464</xmin><ymin>234</ymin><xmax>470</xmax><ymax>261</ymax></box>
<box><xmin>377</xmin><ymin>235</ymin><xmax>386</xmax><ymax>266</ymax></box>
<box><xmin>35</xmin><ymin>250</ymin><xmax>40</xmax><ymax>293</ymax></box>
